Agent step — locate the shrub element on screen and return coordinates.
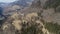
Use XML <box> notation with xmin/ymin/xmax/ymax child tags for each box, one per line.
<box><xmin>45</xmin><ymin>22</ymin><xmax>60</xmax><ymax>34</ymax></box>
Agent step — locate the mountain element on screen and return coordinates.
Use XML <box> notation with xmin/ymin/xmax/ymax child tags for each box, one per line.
<box><xmin>0</xmin><ymin>0</ymin><xmax>34</xmax><ymax>8</ymax></box>
<box><xmin>0</xmin><ymin>2</ymin><xmax>7</xmax><ymax>7</ymax></box>
<box><xmin>20</xmin><ymin>0</ymin><xmax>41</xmax><ymax>14</ymax></box>
<box><xmin>0</xmin><ymin>0</ymin><xmax>60</xmax><ymax>34</ymax></box>
<box><xmin>1</xmin><ymin>0</ymin><xmax>33</xmax><ymax>16</ymax></box>
<box><xmin>10</xmin><ymin>0</ymin><xmax>33</xmax><ymax>7</ymax></box>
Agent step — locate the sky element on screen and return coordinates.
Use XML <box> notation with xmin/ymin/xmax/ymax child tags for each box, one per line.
<box><xmin>0</xmin><ymin>0</ymin><xmax>16</xmax><ymax>3</ymax></box>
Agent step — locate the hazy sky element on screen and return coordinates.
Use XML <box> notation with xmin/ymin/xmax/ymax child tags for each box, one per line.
<box><xmin>0</xmin><ymin>0</ymin><xmax>16</xmax><ymax>3</ymax></box>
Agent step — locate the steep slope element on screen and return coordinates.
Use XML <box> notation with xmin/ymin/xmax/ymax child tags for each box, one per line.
<box><xmin>3</xmin><ymin>5</ymin><xmax>23</xmax><ymax>15</ymax></box>
<box><xmin>20</xmin><ymin>0</ymin><xmax>41</xmax><ymax>14</ymax></box>
<box><xmin>1</xmin><ymin>12</ymin><xmax>50</xmax><ymax>34</ymax></box>
<box><xmin>0</xmin><ymin>0</ymin><xmax>60</xmax><ymax>34</ymax></box>
<box><xmin>2</xmin><ymin>0</ymin><xmax>33</xmax><ymax>16</ymax></box>
<box><xmin>41</xmin><ymin>0</ymin><xmax>60</xmax><ymax>24</ymax></box>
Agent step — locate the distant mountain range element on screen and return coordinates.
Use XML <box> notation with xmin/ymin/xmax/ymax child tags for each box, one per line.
<box><xmin>0</xmin><ymin>0</ymin><xmax>33</xmax><ymax>7</ymax></box>
<box><xmin>0</xmin><ymin>0</ymin><xmax>34</xmax><ymax>16</ymax></box>
<box><xmin>0</xmin><ymin>2</ymin><xmax>8</xmax><ymax>7</ymax></box>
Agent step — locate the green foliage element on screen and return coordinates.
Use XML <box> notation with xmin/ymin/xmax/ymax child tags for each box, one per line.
<box><xmin>21</xmin><ymin>22</ymin><xmax>43</xmax><ymax>34</ymax></box>
<box><xmin>44</xmin><ymin>22</ymin><xmax>60</xmax><ymax>34</ymax></box>
<box><xmin>44</xmin><ymin>0</ymin><xmax>60</xmax><ymax>9</ymax></box>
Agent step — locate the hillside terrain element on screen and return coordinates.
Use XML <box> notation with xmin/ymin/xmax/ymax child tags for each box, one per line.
<box><xmin>0</xmin><ymin>0</ymin><xmax>60</xmax><ymax>34</ymax></box>
<box><xmin>0</xmin><ymin>0</ymin><xmax>33</xmax><ymax>16</ymax></box>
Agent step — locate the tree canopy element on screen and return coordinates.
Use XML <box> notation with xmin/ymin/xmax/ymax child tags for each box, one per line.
<box><xmin>44</xmin><ymin>0</ymin><xmax>60</xmax><ymax>9</ymax></box>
